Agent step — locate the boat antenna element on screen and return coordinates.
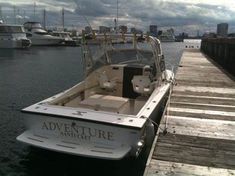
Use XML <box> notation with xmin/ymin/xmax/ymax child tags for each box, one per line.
<box><xmin>81</xmin><ymin>12</ymin><xmax>93</xmax><ymax>33</ymax></box>
<box><xmin>114</xmin><ymin>0</ymin><xmax>119</xmax><ymax>33</ymax></box>
<box><xmin>76</xmin><ymin>6</ymin><xmax>94</xmax><ymax>39</ymax></box>
<box><xmin>23</xmin><ymin>10</ymin><xmax>25</xmax><ymax>23</ymax></box>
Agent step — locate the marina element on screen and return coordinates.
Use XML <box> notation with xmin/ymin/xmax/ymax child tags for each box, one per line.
<box><xmin>144</xmin><ymin>48</ymin><xmax>235</xmax><ymax>175</ymax></box>
<box><xmin>1</xmin><ymin>0</ymin><xmax>235</xmax><ymax>175</ymax></box>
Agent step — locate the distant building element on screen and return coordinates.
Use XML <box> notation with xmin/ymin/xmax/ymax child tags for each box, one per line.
<box><xmin>217</xmin><ymin>23</ymin><xmax>228</xmax><ymax>37</ymax></box>
<box><xmin>228</xmin><ymin>33</ymin><xmax>235</xmax><ymax>38</ymax></box>
<box><xmin>130</xmin><ymin>27</ymin><xmax>136</xmax><ymax>33</ymax></box>
<box><xmin>159</xmin><ymin>28</ymin><xmax>175</xmax><ymax>42</ymax></box>
<box><xmin>130</xmin><ymin>27</ymin><xmax>143</xmax><ymax>34</ymax></box>
<box><xmin>84</xmin><ymin>26</ymin><xmax>92</xmax><ymax>34</ymax></box>
<box><xmin>99</xmin><ymin>26</ymin><xmax>111</xmax><ymax>34</ymax></box>
<box><xmin>167</xmin><ymin>28</ymin><xmax>174</xmax><ymax>35</ymax></box>
<box><xmin>202</xmin><ymin>32</ymin><xmax>216</xmax><ymax>38</ymax></box>
<box><xmin>149</xmin><ymin>25</ymin><xmax>158</xmax><ymax>37</ymax></box>
<box><xmin>119</xmin><ymin>25</ymin><xmax>128</xmax><ymax>33</ymax></box>
<box><xmin>178</xmin><ymin>32</ymin><xmax>189</xmax><ymax>39</ymax></box>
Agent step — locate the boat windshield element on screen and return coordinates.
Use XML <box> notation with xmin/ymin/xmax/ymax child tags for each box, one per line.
<box><xmin>82</xmin><ymin>35</ymin><xmax>159</xmax><ymax>77</ymax></box>
<box><xmin>31</xmin><ymin>23</ymin><xmax>43</xmax><ymax>29</ymax></box>
<box><xmin>35</xmin><ymin>31</ymin><xmax>48</xmax><ymax>35</ymax></box>
<box><xmin>0</xmin><ymin>26</ymin><xmax>25</xmax><ymax>33</ymax></box>
<box><xmin>54</xmin><ymin>33</ymin><xmax>70</xmax><ymax>38</ymax></box>
<box><xmin>24</xmin><ymin>22</ymin><xmax>43</xmax><ymax>30</ymax></box>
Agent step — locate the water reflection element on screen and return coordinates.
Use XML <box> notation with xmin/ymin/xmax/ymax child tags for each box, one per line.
<box><xmin>20</xmin><ymin>146</ymin><xmax>149</xmax><ymax>176</ymax></box>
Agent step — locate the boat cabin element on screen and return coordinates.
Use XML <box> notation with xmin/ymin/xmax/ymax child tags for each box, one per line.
<box><xmin>24</xmin><ymin>22</ymin><xmax>43</xmax><ymax>30</ymax></box>
<box><xmin>0</xmin><ymin>25</ymin><xmax>25</xmax><ymax>34</ymax></box>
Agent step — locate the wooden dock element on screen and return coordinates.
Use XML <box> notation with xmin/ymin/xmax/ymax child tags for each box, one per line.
<box><xmin>144</xmin><ymin>49</ymin><xmax>235</xmax><ymax>176</ymax></box>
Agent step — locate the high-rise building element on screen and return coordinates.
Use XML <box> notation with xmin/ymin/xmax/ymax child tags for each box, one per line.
<box><xmin>119</xmin><ymin>25</ymin><xmax>128</xmax><ymax>33</ymax></box>
<box><xmin>84</xmin><ymin>26</ymin><xmax>92</xmax><ymax>34</ymax></box>
<box><xmin>149</xmin><ymin>25</ymin><xmax>158</xmax><ymax>37</ymax></box>
<box><xmin>130</xmin><ymin>27</ymin><xmax>143</xmax><ymax>34</ymax></box>
<box><xmin>217</xmin><ymin>23</ymin><xmax>228</xmax><ymax>37</ymax></box>
<box><xmin>99</xmin><ymin>26</ymin><xmax>111</xmax><ymax>33</ymax></box>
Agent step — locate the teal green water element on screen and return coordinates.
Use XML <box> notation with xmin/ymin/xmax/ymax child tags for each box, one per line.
<box><xmin>0</xmin><ymin>43</ymin><xmax>184</xmax><ymax>176</ymax></box>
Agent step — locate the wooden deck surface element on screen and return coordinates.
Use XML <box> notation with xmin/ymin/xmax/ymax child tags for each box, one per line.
<box><xmin>144</xmin><ymin>49</ymin><xmax>235</xmax><ymax>176</ymax></box>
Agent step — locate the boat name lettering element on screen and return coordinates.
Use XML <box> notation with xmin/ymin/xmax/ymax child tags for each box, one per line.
<box><xmin>41</xmin><ymin>121</ymin><xmax>114</xmax><ymax>141</ymax></box>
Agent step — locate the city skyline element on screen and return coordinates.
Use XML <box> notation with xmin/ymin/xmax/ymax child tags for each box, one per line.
<box><xmin>0</xmin><ymin>0</ymin><xmax>235</xmax><ymax>35</ymax></box>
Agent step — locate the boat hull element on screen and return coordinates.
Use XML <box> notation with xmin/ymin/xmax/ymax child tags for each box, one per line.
<box><xmin>17</xmin><ymin>74</ymin><xmax>173</xmax><ymax>160</ymax></box>
<box><xmin>17</xmin><ymin>88</ymin><xmax>170</xmax><ymax>160</ymax></box>
<box><xmin>17</xmin><ymin>113</ymin><xmax>144</xmax><ymax>160</ymax></box>
<box><xmin>0</xmin><ymin>38</ymin><xmax>31</xmax><ymax>48</ymax></box>
<box><xmin>30</xmin><ymin>38</ymin><xmax>63</xmax><ymax>46</ymax></box>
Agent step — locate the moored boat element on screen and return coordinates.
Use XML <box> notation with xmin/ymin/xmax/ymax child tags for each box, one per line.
<box><xmin>0</xmin><ymin>23</ymin><xmax>31</xmax><ymax>49</ymax></box>
<box><xmin>51</xmin><ymin>31</ymin><xmax>79</xmax><ymax>46</ymax></box>
<box><xmin>24</xmin><ymin>22</ymin><xmax>63</xmax><ymax>46</ymax></box>
<box><xmin>17</xmin><ymin>34</ymin><xmax>174</xmax><ymax>160</ymax></box>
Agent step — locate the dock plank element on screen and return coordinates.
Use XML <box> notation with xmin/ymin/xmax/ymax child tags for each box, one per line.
<box><xmin>160</xmin><ymin>116</ymin><xmax>235</xmax><ymax>140</ymax></box>
<box><xmin>154</xmin><ymin>133</ymin><xmax>235</xmax><ymax>169</ymax></box>
<box><xmin>146</xmin><ymin>160</ymin><xmax>235</xmax><ymax>176</ymax></box>
<box><xmin>144</xmin><ymin>49</ymin><xmax>235</xmax><ymax>175</ymax></box>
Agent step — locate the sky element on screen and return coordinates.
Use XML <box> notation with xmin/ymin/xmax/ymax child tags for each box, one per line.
<box><xmin>0</xmin><ymin>0</ymin><xmax>235</xmax><ymax>35</ymax></box>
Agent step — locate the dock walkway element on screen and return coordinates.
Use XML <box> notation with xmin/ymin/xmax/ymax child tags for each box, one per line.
<box><xmin>144</xmin><ymin>49</ymin><xmax>235</xmax><ymax>175</ymax></box>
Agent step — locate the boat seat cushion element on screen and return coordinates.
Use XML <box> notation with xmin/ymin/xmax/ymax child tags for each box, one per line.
<box><xmin>98</xmin><ymin>71</ymin><xmax>117</xmax><ymax>90</ymax></box>
<box><xmin>79</xmin><ymin>94</ymin><xmax>129</xmax><ymax>112</ymax></box>
<box><xmin>132</xmin><ymin>75</ymin><xmax>155</xmax><ymax>95</ymax></box>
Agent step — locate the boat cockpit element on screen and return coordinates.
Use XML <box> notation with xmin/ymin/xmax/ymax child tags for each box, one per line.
<box><xmin>49</xmin><ymin>34</ymin><xmax>165</xmax><ymax>116</ymax></box>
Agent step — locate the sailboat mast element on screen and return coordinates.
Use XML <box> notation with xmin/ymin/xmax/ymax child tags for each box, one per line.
<box><xmin>62</xmin><ymin>7</ymin><xmax>64</xmax><ymax>31</ymax></box>
<box><xmin>116</xmin><ymin>0</ymin><xmax>119</xmax><ymax>32</ymax></box>
<box><xmin>0</xmin><ymin>6</ymin><xmax>2</xmax><ymax>20</ymax></box>
<box><xmin>13</xmin><ymin>5</ymin><xmax>16</xmax><ymax>24</ymax></box>
<box><xmin>33</xmin><ymin>1</ymin><xmax>36</xmax><ymax>21</ymax></box>
<box><xmin>43</xmin><ymin>9</ymin><xmax>46</xmax><ymax>29</ymax></box>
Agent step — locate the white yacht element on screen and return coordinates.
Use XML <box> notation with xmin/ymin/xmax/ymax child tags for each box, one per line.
<box><xmin>17</xmin><ymin>34</ymin><xmax>174</xmax><ymax>160</ymax></box>
<box><xmin>24</xmin><ymin>22</ymin><xmax>63</xmax><ymax>46</ymax></box>
<box><xmin>51</xmin><ymin>31</ymin><xmax>79</xmax><ymax>46</ymax></box>
<box><xmin>0</xmin><ymin>23</ymin><xmax>31</xmax><ymax>49</ymax></box>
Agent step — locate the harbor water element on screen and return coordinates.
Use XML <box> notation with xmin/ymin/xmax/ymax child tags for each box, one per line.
<box><xmin>0</xmin><ymin>42</ymin><xmax>184</xmax><ymax>176</ymax></box>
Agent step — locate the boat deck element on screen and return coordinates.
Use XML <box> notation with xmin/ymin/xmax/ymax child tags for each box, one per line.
<box><xmin>144</xmin><ymin>49</ymin><xmax>235</xmax><ymax>175</ymax></box>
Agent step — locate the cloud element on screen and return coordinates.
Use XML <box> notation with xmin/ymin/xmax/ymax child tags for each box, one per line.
<box><xmin>1</xmin><ymin>0</ymin><xmax>235</xmax><ymax>34</ymax></box>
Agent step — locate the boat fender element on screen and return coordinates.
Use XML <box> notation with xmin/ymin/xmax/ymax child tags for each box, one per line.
<box><xmin>146</xmin><ymin>121</ymin><xmax>155</xmax><ymax>147</ymax></box>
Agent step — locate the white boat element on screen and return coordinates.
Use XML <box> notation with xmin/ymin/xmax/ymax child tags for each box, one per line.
<box><xmin>184</xmin><ymin>39</ymin><xmax>201</xmax><ymax>49</ymax></box>
<box><xmin>159</xmin><ymin>29</ymin><xmax>175</xmax><ymax>42</ymax></box>
<box><xmin>0</xmin><ymin>23</ymin><xmax>31</xmax><ymax>49</ymax></box>
<box><xmin>23</xmin><ymin>22</ymin><xmax>63</xmax><ymax>46</ymax></box>
<box><xmin>17</xmin><ymin>34</ymin><xmax>174</xmax><ymax>160</ymax></box>
<box><xmin>51</xmin><ymin>31</ymin><xmax>79</xmax><ymax>46</ymax></box>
